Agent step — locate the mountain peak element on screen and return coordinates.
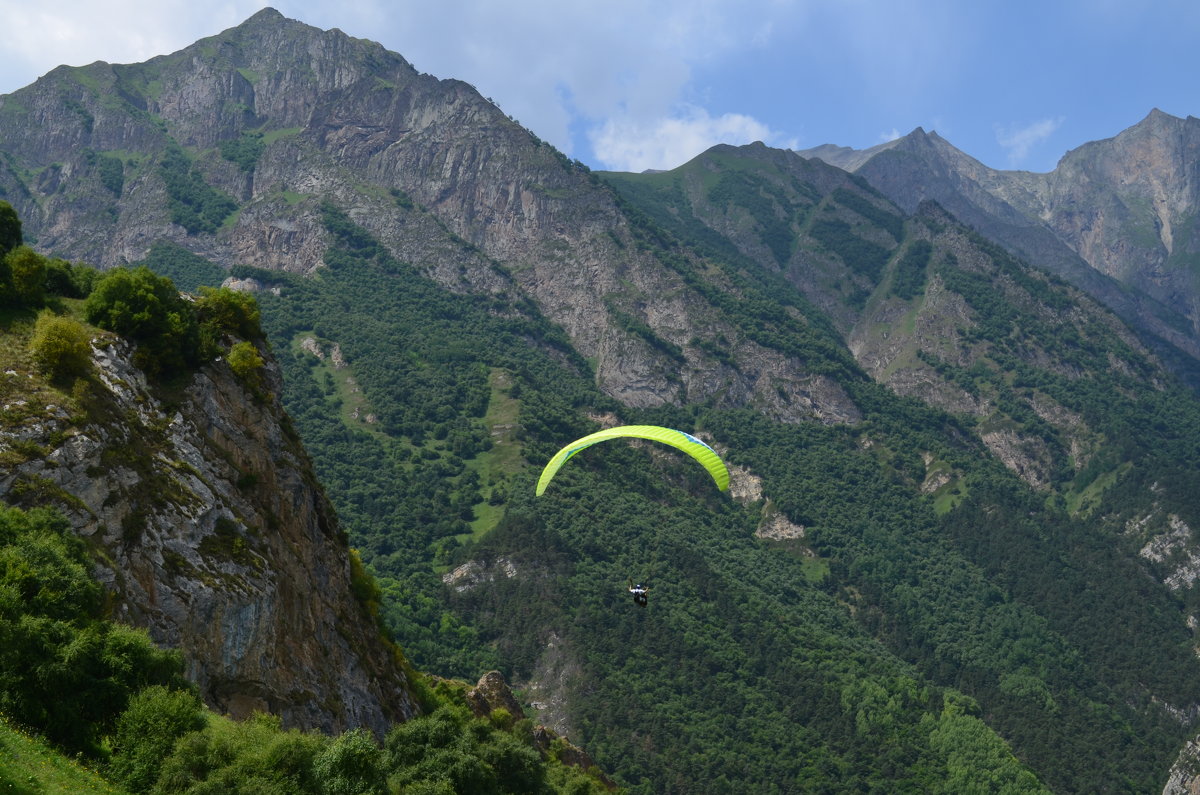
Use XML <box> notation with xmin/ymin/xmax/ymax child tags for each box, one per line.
<box><xmin>247</xmin><ymin>6</ymin><xmax>285</xmax><ymax>22</ymax></box>
<box><xmin>1130</xmin><ymin>107</ymin><xmax>1183</xmax><ymax>131</ymax></box>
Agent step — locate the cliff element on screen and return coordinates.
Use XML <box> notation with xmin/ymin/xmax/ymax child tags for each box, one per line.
<box><xmin>0</xmin><ymin>323</ymin><xmax>419</xmax><ymax>735</ymax></box>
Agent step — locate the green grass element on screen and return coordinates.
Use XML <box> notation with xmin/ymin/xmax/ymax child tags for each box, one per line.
<box><xmin>799</xmin><ymin>555</ymin><xmax>830</xmax><ymax>584</ymax></box>
<box><xmin>0</xmin><ymin>716</ymin><xmax>127</xmax><ymax>795</ymax></box>
<box><xmin>261</xmin><ymin>127</ymin><xmax>303</xmax><ymax>146</ymax></box>
<box><xmin>1064</xmin><ymin>462</ymin><xmax>1131</xmax><ymax>517</ymax></box>
<box><xmin>932</xmin><ymin>481</ymin><xmax>968</xmax><ymax>515</ymax></box>
<box><xmin>461</xmin><ymin>368</ymin><xmax>525</xmax><ymax>541</ymax></box>
<box><xmin>70</xmin><ymin>68</ymin><xmax>103</xmax><ymax>95</ymax></box>
<box><xmin>292</xmin><ymin>332</ymin><xmax>389</xmax><ymax>442</ymax></box>
<box><xmin>927</xmin><ymin>459</ymin><xmax>968</xmax><ymax>515</ymax></box>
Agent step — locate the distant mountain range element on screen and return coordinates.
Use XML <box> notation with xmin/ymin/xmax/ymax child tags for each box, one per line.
<box><xmin>797</xmin><ymin>110</ymin><xmax>1200</xmax><ymax>382</ymax></box>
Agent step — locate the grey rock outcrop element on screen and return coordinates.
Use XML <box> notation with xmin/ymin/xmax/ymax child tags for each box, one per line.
<box><xmin>0</xmin><ymin>333</ymin><xmax>418</xmax><ymax>735</ymax></box>
<box><xmin>464</xmin><ymin>670</ymin><xmax>615</xmax><ymax>789</ymax></box>
<box><xmin>1165</xmin><ymin>735</ymin><xmax>1200</xmax><ymax>794</ymax></box>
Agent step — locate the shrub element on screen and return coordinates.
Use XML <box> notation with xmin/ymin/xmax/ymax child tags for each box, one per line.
<box><xmin>28</xmin><ymin>312</ymin><xmax>92</xmax><ymax>380</ymax></box>
<box><xmin>0</xmin><ymin>506</ymin><xmax>189</xmax><ymax>754</ymax></box>
<box><xmin>0</xmin><ymin>199</ymin><xmax>20</xmax><ymax>257</ymax></box>
<box><xmin>139</xmin><ymin>241</ymin><xmax>226</xmax><ymax>294</ymax></box>
<box><xmin>227</xmin><ymin>341</ymin><xmax>265</xmax><ymax>390</ymax></box>
<box><xmin>159</xmin><ymin>145</ymin><xmax>238</xmax><ymax>235</ymax></box>
<box><xmin>219</xmin><ymin>133</ymin><xmax>265</xmax><ymax>174</ymax></box>
<box><xmin>195</xmin><ymin>286</ymin><xmax>262</xmax><ymax>340</ymax></box>
<box><xmin>312</xmin><ymin>728</ymin><xmax>386</xmax><ymax>795</ymax></box>
<box><xmin>96</xmin><ymin>153</ymin><xmax>125</xmax><ymax>196</ymax></box>
<box><xmin>892</xmin><ymin>239</ymin><xmax>932</xmax><ymax>300</ymax></box>
<box><xmin>108</xmin><ymin>685</ymin><xmax>205</xmax><ymax>793</ymax></box>
<box><xmin>44</xmin><ymin>258</ymin><xmax>100</xmax><ymax>298</ymax></box>
<box><xmin>153</xmin><ymin>713</ymin><xmax>326</xmax><ymax>794</ymax></box>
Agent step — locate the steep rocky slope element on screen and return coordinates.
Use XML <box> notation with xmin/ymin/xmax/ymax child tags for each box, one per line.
<box><xmin>0</xmin><ymin>324</ymin><xmax>418</xmax><ymax>735</ymax></box>
<box><xmin>603</xmin><ymin>142</ymin><xmax>1200</xmax><ymax>627</ymax></box>
<box><xmin>601</xmin><ymin>144</ymin><xmax>1163</xmax><ymax>491</ymax></box>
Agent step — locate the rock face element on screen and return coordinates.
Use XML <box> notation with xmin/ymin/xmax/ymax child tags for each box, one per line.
<box><xmin>0</xmin><ymin>7</ymin><xmax>860</xmax><ymax>425</ymax></box>
<box><xmin>465</xmin><ymin>670</ymin><xmax>615</xmax><ymax>789</ymax></box>
<box><xmin>0</xmin><ymin>333</ymin><xmax>419</xmax><ymax>735</ymax></box>
<box><xmin>604</xmin><ymin>145</ymin><xmax>1166</xmax><ymax>491</ymax></box>
<box><xmin>1041</xmin><ymin>111</ymin><xmax>1200</xmax><ymax>315</ymax></box>
<box><xmin>1165</xmin><ymin>736</ymin><xmax>1200</xmax><ymax>795</ymax></box>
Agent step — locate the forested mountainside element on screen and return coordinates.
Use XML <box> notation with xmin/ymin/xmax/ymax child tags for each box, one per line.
<box><xmin>5</xmin><ymin>7</ymin><xmax>1200</xmax><ymax>792</ymax></box>
<box><xmin>797</xmin><ymin>111</ymin><xmax>1200</xmax><ymax>385</ymax></box>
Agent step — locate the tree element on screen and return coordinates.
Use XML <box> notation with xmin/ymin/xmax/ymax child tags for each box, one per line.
<box><xmin>227</xmin><ymin>340</ymin><xmax>265</xmax><ymax>391</ymax></box>
<box><xmin>44</xmin><ymin>258</ymin><xmax>100</xmax><ymax>298</ymax></box>
<box><xmin>312</xmin><ymin>728</ymin><xmax>386</xmax><ymax>795</ymax></box>
<box><xmin>0</xmin><ymin>199</ymin><xmax>20</xmax><ymax>257</ymax></box>
<box><xmin>0</xmin><ymin>506</ymin><xmax>189</xmax><ymax>754</ymax></box>
<box><xmin>83</xmin><ymin>266</ymin><xmax>199</xmax><ymax>376</ymax></box>
<box><xmin>196</xmin><ymin>286</ymin><xmax>262</xmax><ymax>339</ymax></box>
<box><xmin>6</xmin><ymin>245</ymin><xmax>48</xmax><ymax>306</ymax></box>
<box><xmin>108</xmin><ymin>685</ymin><xmax>205</xmax><ymax>793</ymax></box>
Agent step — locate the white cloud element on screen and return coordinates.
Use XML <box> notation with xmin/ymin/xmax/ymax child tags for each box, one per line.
<box><xmin>590</xmin><ymin>106</ymin><xmax>795</xmax><ymax>172</ymax></box>
<box><xmin>879</xmin><ymin>128</ymin><xmax>902</xmax><ymax>143</ymax></box>
<box><xmin>995</xmin><ymin>117</ymin><xmax>1065</xmax><ymax>166</ymax></box>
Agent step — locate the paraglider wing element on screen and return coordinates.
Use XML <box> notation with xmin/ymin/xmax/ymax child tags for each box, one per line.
<box><xmin>535</xmin><ymin>425</ymin><xmax>730</xmax><ymax>496</ymax></box>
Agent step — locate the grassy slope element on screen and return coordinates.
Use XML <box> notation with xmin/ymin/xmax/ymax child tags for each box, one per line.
<box><xmin>0</xmin><ymin>717</ymin><xmax>126</xmax><ymax>795</ymax></box>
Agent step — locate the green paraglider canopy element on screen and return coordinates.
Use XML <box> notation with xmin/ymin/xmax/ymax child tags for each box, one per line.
<box><xmin>535</xmin><ymin>425</ymin><xmax>730</xmax><ymax>496</ymax></box>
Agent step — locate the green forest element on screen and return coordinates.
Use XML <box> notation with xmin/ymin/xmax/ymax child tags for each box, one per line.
<box><xmin>221</xmin><ymin>194</ymin><xmax>1200</xmax><ymax>792</ymax></box>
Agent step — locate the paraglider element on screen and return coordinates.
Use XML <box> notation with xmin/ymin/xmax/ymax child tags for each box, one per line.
<box><xmin>535</xmin><ymin>425</ymin><xmax>730</xmax><ymax>608</ymax></box>
<box><xmin>534</xmin><ymin>424</ymin><xmax>730</xmax><ymax>496</ymax></box>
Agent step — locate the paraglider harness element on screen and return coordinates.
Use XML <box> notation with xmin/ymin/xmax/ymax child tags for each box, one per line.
<box><xmin>628</xmin><ymin>579</ymin><xmax>649</xmax><ymax>607</ymax></box>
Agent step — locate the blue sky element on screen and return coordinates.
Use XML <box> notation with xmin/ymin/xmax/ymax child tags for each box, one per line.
<box><xmin>1</xmin><ymin>1</ymin><xmax>1197</xmax><ymax>173</ymax></box>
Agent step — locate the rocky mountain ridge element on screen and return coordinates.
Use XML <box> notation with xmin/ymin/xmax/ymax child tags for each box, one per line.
<box><xmin>601</xmin><ymin>144</ymin><xmax>1167</xmax><ymax>496</ymax></box>
<box><xmin>797</xmin><ymin>111</ymin><xmax>1200</xmax><ymax>380</ymax></box>
<box><xmin>0</xmin><ymin>7</ymin><xmax>857</xmax><ymax>425</ymax></box>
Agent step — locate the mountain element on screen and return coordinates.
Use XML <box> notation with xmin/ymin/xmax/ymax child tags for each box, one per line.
<box><xmin>797</xmin><ymin>111</ymin><xmax>1200</xmax><ymax>384</ymax></box>
<box><xmin>0</xmin><ymin>7</ymin><xmax>853</xmax><ymax>423</ymax></box>
<box><xmin>6</xmin><ymin>8</ymin><xmax>1200</xmax><ymax>792</ymax></box>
